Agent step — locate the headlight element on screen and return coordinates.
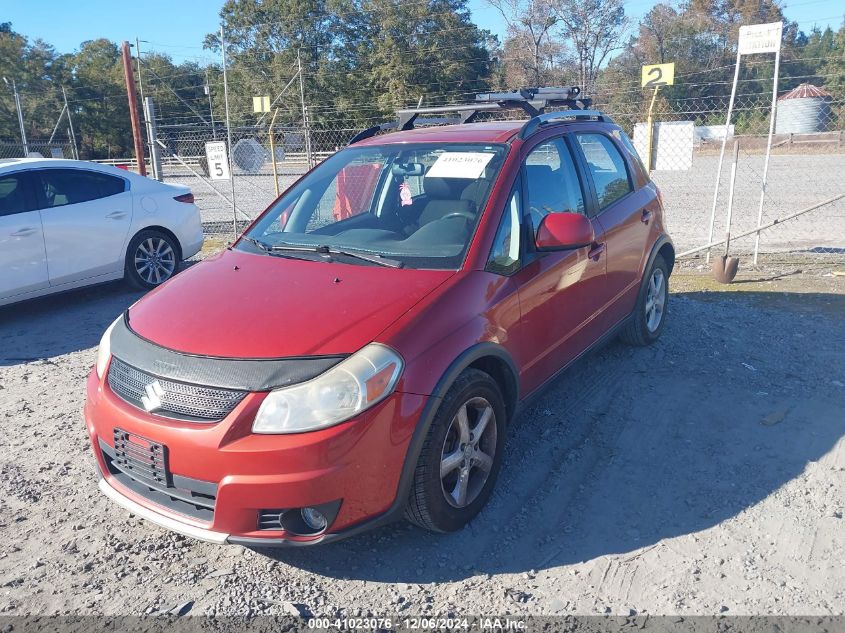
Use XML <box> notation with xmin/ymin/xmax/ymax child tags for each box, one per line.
<box><xmin>252</xmin><ymin>343</ymin><xmax>403</xmax><ymax>434</ymax></box>
<box><xmin>95</xmin><ymin>316</ymin><xmax>122</xmax><ymax>379</ymax></box>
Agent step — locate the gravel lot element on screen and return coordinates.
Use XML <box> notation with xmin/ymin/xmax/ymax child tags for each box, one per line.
<box><xmin>1</xmin><ymin>266</ymin><xmax>843</xmax><ymax>618</ymax></box>
<box><xmin>654</xmin><ymin>152</ymin><xmax>845</xmax><ymax>254</ymax></box>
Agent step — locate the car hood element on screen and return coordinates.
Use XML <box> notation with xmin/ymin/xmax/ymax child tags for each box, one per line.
<box><xmin>127</xmin><ymin>248</ymin><xmax>455</xmax><ymax>358</ymax></box>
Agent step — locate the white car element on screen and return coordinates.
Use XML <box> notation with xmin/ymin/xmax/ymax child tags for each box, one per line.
<box><xmin>0</xmin><ymin>158</ymin><xmax>204</xmax><ymax>307</ymax></box>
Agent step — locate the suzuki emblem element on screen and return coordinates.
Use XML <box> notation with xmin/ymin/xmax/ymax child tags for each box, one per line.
<box><xmin>141</xmin><ymin>381</ymin><xmax>166</xmax><ymax>413</ymax></box>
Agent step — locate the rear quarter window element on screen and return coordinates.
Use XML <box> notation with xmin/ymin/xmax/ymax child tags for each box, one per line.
<box><xmin>611</xmin><ymin>129</ymin><xmax>648</xmax><ymax>185</ymax></box>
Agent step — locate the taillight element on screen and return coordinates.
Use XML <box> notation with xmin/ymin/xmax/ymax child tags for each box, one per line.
<box><xmin>174</xmin><ymin>193</ymin><xmax>194</xmax><ymax>204</ymax></box>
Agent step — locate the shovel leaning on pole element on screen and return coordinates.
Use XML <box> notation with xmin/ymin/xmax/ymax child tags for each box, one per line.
<box><xmin>712</xmin><ymin>139</ymin><xmax>741</xmax><ymax>283</ymax></box>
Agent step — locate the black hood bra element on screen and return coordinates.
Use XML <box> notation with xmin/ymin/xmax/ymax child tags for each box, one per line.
<box><xmin>109</xmin><ymin>312</ymin><xmax>347</xmax><ymax>392</ymax></box>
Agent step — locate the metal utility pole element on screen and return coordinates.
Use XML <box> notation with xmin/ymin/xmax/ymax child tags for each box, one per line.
<box><xmin>135</xmin><ymin>37</ymin><xmax>151</xmax><ymax>159</ymax></box>
<box><xmin>297</xmin><ymin>49</ymin><xmax>313</xmax><ymax>168</ymax></box>
<box><xmin>121</xmin><ymin>41</ymin><xmax>146</xmax><ymax>175</ymax></box>
<box><xmin>220</xmin><ymin>26</ymin><xmax>238</xmax><ymax>237</ymax></box>
<box><xmin>135</xmin><ymin>38</ymin><xmax>146</xmax><ymax>104</ymax></box>
<box><xmin>205</xmin><ymin>69</ymin><xmax>217</xmax><ymax>140</ymax></box>
<box><xmin>143</xmin><ymin>97</ymin><xmax>162</xmax><ymax>181</ymax></box>
<box><xmin>62</xmin><ymin>86</ymin><xmax>79</xmax><ymax>159</ymax></box>
<box><xmin>3</xmin><ymin>77</ymin><xmax>28</xmax><ymax>156</ymax></box>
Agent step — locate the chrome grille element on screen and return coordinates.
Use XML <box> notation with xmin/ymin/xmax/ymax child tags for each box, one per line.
<box><xmin>107</xmin><ymin>357</ymin><xmax>247</xmax><ymax>422</ymax></box>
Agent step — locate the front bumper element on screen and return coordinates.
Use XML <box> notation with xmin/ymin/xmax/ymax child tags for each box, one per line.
<box><xmin>85</xmin><ymin>367</ymin><xmax>427</xmax><ymax>545</ymax></box>
<box><xmin>98</xmin><ymin>476</ymin><xmax>228</xmax><ymax>544</ymax></box>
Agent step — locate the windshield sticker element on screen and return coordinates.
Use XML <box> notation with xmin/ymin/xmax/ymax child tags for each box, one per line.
<box><xmin>399</xmin><ymin>182</ymin><xmax>413</xmax><ymax>206</ymax></box>
<box><xmin>426</xmin><ymin>152</ymin><xmax>495</xmax><ymax>179</ymax></box>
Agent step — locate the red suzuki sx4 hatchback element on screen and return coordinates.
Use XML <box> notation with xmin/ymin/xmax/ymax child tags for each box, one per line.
<box><xmin>85</xmin><ymin>98</ymin><xmax>674</xmax><ymax>546</ymax></box>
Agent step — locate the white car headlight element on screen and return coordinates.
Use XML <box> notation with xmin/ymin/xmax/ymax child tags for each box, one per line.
<box><xmin>252</xmin><ymin>343</ymin><xmax>403</xmax><ymax>434</ymax></box>
<box><xmin>95</xmin><ymin>316</ymin><xmax>122</xmax><ymax>379</ymax></box>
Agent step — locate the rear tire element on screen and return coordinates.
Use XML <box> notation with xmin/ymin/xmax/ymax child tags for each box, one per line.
<box><xmin>125</xmin><ymin>230</ymin><xmax>180</xmax><ymax>290</ymax></box>
<box><xmin>620</xmin><ymin>254</ymin><xmax>669</xmax><ymax>346</ymax></box>
<box><xmin>405</xmin><ymin>369</ymin><xmax>506</xmax><ymax>533</ymax></box>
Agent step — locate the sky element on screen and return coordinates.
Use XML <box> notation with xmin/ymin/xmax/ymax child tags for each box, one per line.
<box><xmin>2</xmin><ymin>0</ymin><xmax>844</xmax><ymax>64</ymax></box>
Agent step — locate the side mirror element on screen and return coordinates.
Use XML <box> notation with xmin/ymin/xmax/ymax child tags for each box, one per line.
<box><xmin>535</xmin><ymin>213</ymin><xmax>595</xmax><ymax>251</ymax></box>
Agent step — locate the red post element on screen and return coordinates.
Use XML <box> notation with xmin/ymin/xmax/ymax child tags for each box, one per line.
<box><xmin>121</xmin><ymin>41</ymin><xmax>146</xmax><ymax>176</ymax></box>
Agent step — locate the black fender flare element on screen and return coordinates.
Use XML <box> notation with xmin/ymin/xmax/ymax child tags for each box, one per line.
<box><xmin>630</xmin><ymin>234</ymin><xmax>675</xmax><ymax>315</ymax></box>
<box><xmin>645</xmin><ymin>234</ymin><xmax>675</xmax><ymax>278</ymax></box>
<box><xmin>394</xmin><ymin>341</ymin><xmax>519</xmax><ymax>492</ymax></box>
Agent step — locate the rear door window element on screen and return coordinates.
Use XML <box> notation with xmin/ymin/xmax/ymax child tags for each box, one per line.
<box><xmin>575</xmin><ymin>134</ymin><xmax>633</xmax><ymax>211</ymax></box>
<box><xmin>34</xmin><ymin>169</ymin><xmax>126</xmax><ymax>209</ymax></box>
<box><xmin>0</xmin><ymin>173</ymin><xmax>34</xmax><ymax>216</ymax></box>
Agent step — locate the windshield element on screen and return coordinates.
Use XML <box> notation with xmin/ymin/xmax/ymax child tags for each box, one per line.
<box><xmin>239</xmin><ymin>142</ymin><xmax>508</xmax><ymax>269</ymax></box>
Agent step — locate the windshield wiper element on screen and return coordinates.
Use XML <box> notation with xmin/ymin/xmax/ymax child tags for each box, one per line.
<box><xmin>242</xmin><ymin>237</ymin><xmax>320</xmax><ymax>263</ymax></box>
<box><xmin>269</xmin><ymin>243</ymin><xmax>404</xmax><ymax>269</ymax></box>
<box><xmin>241</xmin><ymin>236</ymin><xmax>273</xmax><ymax>252</ymax></box>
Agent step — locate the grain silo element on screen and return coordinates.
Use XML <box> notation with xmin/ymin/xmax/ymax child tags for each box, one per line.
<box><xmin>775</xmin><ymin>83</ymin><xmax>832</xmax><ymax>134</ymax></box>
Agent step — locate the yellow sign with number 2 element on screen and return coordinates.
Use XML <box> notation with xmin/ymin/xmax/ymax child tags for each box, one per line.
<box><xmin>641</xmin><ymin>63</ymin><xmax>675</xmax><ymax>88</ymax></box>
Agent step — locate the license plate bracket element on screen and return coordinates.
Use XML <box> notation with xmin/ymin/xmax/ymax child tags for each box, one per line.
<box><xmin>112</xmin><ymin>428</ymin><xmax>170</xmax><ymax>486</ymax></box>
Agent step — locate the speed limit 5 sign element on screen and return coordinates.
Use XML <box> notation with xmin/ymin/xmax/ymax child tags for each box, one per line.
<box><xmin>205</xmin><ymin>141</ymin><xmax>231</xmax><ymax>180</ymax></box>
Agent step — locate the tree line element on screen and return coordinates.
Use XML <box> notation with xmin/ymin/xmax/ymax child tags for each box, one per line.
<box><xmin>0</xmin><ymin>0</ymin><xmax>842</xmax><ymax>159</ymax></box>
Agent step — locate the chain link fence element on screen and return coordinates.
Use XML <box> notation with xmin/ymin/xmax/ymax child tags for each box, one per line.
<box><xmin>598</xmin><ymin>91</ymin><xmax>845</xmax><ymax>268</ymax></box>
<box><xmin>155</xmin><ymin>95</ymin><xmax>844</xmax><ymax>273</ymax></box>
<box><xmin>154</xmin><ymin>125</ymin><xmax>359</xmax><ymax>246</ymax></box>
<box><xmin>0</xmin><ymin>139</ymin><xmax>76</xmax><ymax>160</ymax></box>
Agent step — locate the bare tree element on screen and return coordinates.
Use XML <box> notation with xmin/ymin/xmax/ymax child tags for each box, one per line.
<box><xmin>553</xmin><ymin>0</ymin><xmax>628</xmax><ymax>95</ymax></box>
<box><xmin>486</xmin><ymin>0</ymin><xmax>560</xmax><ymax>86</ymax></box>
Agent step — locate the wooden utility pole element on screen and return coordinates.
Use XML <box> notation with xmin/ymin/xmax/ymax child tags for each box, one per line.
<box><xmin>121</xmin><ymin>41</ymin><xmax>146</xmax><ymax>176</ymax></box>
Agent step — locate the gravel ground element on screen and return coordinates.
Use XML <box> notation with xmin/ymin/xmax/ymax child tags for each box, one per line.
<box><xmin>653</xmin><ymin>153</ymin><xmax>845</xmax><ymax>254</ymax></box>
<box><xmin>165</xmin><ymin>151</ymin><xmax>845</xmax><ymax>256</ymax></box>
<box><xmin>1</xmin><ymin>265</ymin><xmax>843</xmax><ymax>618</ymax></box>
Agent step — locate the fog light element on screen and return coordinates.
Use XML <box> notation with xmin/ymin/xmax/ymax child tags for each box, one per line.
<box><xmin>300</xmin><ymin>507</ymin><xmax>328</xmax><ymax>532</ymax></box>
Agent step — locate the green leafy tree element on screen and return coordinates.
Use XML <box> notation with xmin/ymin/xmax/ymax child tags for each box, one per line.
<box><xmin>67</xmin><ymin>39</ymin><xmax>131</xmax><ymax>158</ymax></box>
<box><xmin>0</xmin><ymin>23</ymin><xmax>66</xmax><ymax>145</ymax></box>
<box><xmin>204</xmin><ymin>0</ymin><xmax>494</xmax><ymax>129</ymax></box>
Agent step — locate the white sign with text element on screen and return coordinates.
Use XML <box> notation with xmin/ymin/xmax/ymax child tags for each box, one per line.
<box><xmin>205</xmin><ymin>141</ymin><xmax>231</xmax><ymax>181</ymax></box>
<box><xmin>738</xmin><ymin>22</ymin><xmax>783</xmax><ymax>55</ymax></box>
<box><xmin>425</xmin><ymin>152</ymin><xmax>495</xmax><ymax>179</ymax></box>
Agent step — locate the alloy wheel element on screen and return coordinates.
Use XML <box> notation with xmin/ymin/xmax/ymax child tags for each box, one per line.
<box><xmin>440</xmin><ymin>396</ymin><xmax>497</xmax><ymax>508</ymax></box>
<box><xmin>134</xmin><ymin>237</ymin><xmax>176</xmax><ymax>286</ymax></box>
<box><xmin>645</xmin><ymin>267</ymin><xmax>666</xmax><ymax>333</ymax></box>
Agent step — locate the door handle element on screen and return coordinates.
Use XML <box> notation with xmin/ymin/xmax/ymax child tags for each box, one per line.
<box><xmin>641</xmin><ymin>209</ymin><xmax>653</xmax><ymax>224</ymax></box>
<box><xmin>105</xmin><ymin>211</ymin><xmax>127</xmax><ymax>219</ymax></box>
<box><xmin>588</xmin><ymin>242</ymin><xmax>606</xmax><ymax>261</ymax></box>
<box><xmin>10</xmin><ymin>227</ymin><xmax>36</xmax><ymax>238</ymax></box>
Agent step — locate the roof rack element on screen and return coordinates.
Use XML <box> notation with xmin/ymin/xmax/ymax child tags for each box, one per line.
<box><xmin>519</xmin><ymin>109</ymin><xmax>613</xmax><ymax>138</ymax></box>
<box><xmin>348</xmin><ymin>86</ymin><xmax>601</xmax><ymax>145</ymax></box>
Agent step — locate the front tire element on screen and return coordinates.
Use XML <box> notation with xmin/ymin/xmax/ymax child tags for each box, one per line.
<box><xmin>405</xmin><ymin>369</ymin><xmax>506</xmax><ymax>533</ymax></box>
<box><xmin>620</xmin><ymin>254</ymin><xmax>669</xmax><ymax>346</ymax></box>
<box><xmin>125</xmin><ymin>230</ymin><xmax>180</xmax><ymax>290</ymax></box>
